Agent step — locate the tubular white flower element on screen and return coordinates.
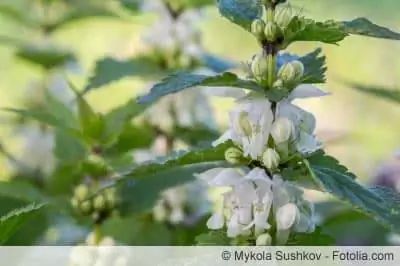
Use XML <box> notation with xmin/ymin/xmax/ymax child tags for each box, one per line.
<box><xmin>271</xmin><ymin>117</ymin><xmax>294</xmax><ymax>144</ymax></box>
<box><xmin>262</xmin><ymin>148</ymin><xmax>280</xmax><ymax>170</ymax></box>
<box><xmin>206</xmin><ymin>211</ymin><xmax>225</xmax><ymax>230</ymax></box>
<box><xmin>256</xmin><ymin>233</ymin><xmax>272</xmax><ymax>246</ymax></box>
<box><xmin>213</xmin><ymin>98</ymin><xmax>274</xmax><ymax>160</ymax></box>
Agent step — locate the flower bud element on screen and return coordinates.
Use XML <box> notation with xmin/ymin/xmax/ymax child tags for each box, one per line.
<box><xmin>79</xmin><ymin>200</ymin><xmax>92</xmax><ymax>215</ymax></box>
<box><xmin>278</xmin><ymin>60</ymin><xmax>304</xmax><ymax>83</ymax></box>
<box><xmin>276</xmin><ymin>203</ymin><xmax>299</xmax><ymax>230</ymax></box>
<box><xmin>74</xmin><ymin>184</ymin><xmax>89</xmax><ymax>201</ymax></box>
<box><xmin>251</xmin><ymin>19</ymin><xmax>265</xmax><ymax>39</ymax></box>
<box><xmin>271</xmin><ymin>117</ymin><xmax>294</xmax><ymax>144</ymax></box>
<box><xmin>273</xmin><ymin>79</ymin><xmax>284</xmax><ymax>89</ymax></box>
<box><xmin>251</xmin><ymin>54</ymin><xmax>268</xmax><ymax>80</ymax></box>
<box><xmin>105</xmin><ymin>189</ymin><xmax>117</xmax><ymax>209</ymax></box>
<box><xmin>264</xmin><ymin>22</ymin><xmax>279</xmax><ymax>42</ymax></box>
<box><xmin>256</xmin><ymin>233</ymin><xmax>272</xmax><ymax>246</ymax></box>
<box><xmin>262</xmin><ymin>148</ymin><xmax>280</xmax><ymax>170</ymax></box>
<box><xmin>93</xmin><ymin>194</ymin><xmax>106</xmax><ymax>211</ymax></box>
<box><xmin>224</xmin><ymin>147</ymin><xmax>243</xmax><ymax>164</ymax></box>
<box><xmin>274</xmin><ymin>5</ymin><xmax>294</xmax><ymax>29</ymax></box>
<box><xmin>238</xmin><ymin>111</ymin><xmax>253</xmax><ymax>136</ymax></box>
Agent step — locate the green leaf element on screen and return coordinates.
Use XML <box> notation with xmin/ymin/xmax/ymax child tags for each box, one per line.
<box><xmin>137</xmin><ymin>72</ymin><xmax>262</xmax><ymax>104</ymax></box>
<box><xmin>0</xmin><ymin>4</ymin><xmax>39</xmax><ymax>29</ymax></box>
<box><xmin>218</xmin><ymin>0</ymin><xmax>262</xmax><ymax>32</ymax></box>
<box><xmin>306</xmin><ymin>152</ymin><xmax>400</xmax><ymax>230</ymax></box>
<box><xmin>349</xmin><ymin>84</ymin><xmax>400</xmax><ymax>104</ymax></box>
<box><xmin>119</xmin><ymin>0</ymin><xmax>140</xmax><ymax>13</ymax></box>
<box><xmin>174</xmin><ymin>126</ymin><xmax>220</xmax><ymax>146</ymax></box>
<box><xmin>115</xmin><ymin>142</ymin><xmax>232</xmax><ymax>214</ymax></box>
<box><xmin>298</xmin><ymin>48</ymin><xmax>327</xmax><ymax>84</ymax></box>
<box><xmin>0</xmin><ymin>203</ymin><xmax>46</xmax><ymax>245</ymax></box>
<box><xmin>284</xmin><ymin>17</ymin><xmax>347</xmax><ymax>46</ymax></box>
<box><xmin>54</xmin><ymin>130</ymin><xmax>88</xmax><ymax>162</ymax></box>
<box><xmin>342</xmin><ymin>18</ymin><xmax>400</xmax><ymax>40</ymax></box>
<box><xmin>85</xmin><ymin>56</ymin><xmax>164</xmax><ymax>92</ymax></box>
<box><xmin>0</xmin><ymin>181</ymin><xmax>48</xmax><ymax>202</ymax></box>
<box><xmin>44</xmin><ymin>92</ymin><xmax>77</xmax><ymax>129</ymax></box>
<box><xmin>102</xmin><ymin>98</ymin><xmax>148</xmax><ymax>144</ymax></box>
<box><xmin>287</xmin><ymin>227</ymin><xmax>335</xmax><ymax>246</ymax></box>
<box><xmin>179</xmin><ymin>0</ymin><xmax>215</xmax><ymax>9</ymax></box>
<box><xmin>196</xmin><ymin>230</ymin><xmax>230</xmax><ymax>246</ymax></box>
<box><xmin>15</xmin><ymin>45</ymin><xmax>75</xmax><ymax>70</ymax></box>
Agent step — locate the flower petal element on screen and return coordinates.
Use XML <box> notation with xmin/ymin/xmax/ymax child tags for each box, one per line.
<box><xmin>276</xmin><ymin>203</ymin><xmax>299</xmax><ymax>230</ymax></box>
<box><xmin>206</xmin><ymin>212</ymin><xmax>225</xmax><ymax>230</ymax></box>
<box><xmin>288</xmin><ymin>84</ymin><xmax>330</xmax><ymax>101</ymax></box>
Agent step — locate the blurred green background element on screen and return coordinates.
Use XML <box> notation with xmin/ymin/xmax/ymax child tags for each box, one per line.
<box><xmin>0</xmin><ymin>0</ymin><xmax>399</xmax><ymax>184</ymax></box>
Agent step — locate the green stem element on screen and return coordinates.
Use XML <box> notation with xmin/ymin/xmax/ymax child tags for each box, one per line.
<box><xmin>267</xmin><ymin>54</ymin><xmax>277</xmax><ymax>89</ymax></box>
<box><xmin>93</xmin><ymin>224</ymin><xmax>103</xmax><ymax>245</ymax></box>
<box><xmin>266</xmin><ymin>7</ymin><xmax>274</xmax><ymax>22</ymax></box>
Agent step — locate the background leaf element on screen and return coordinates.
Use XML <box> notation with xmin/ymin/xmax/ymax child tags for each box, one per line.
<box><xmin>349</xmin><ymin>84</ymin><xmax>400</xmax><ymax>104</ymax></box>
<box><xmin>342</xmin><ymin>18</ymin><xmax>400</xmax><ymax>40</ymax></box>
<box><xmin>0</xmin><ymin>203</ymin><xmax>46</xmax><ymax>245</ymax></box>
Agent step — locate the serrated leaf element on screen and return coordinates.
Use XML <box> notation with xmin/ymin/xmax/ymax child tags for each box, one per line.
<box><xmin>342</xmin><ymin>18</ymin><xmax>400</xmax><ymax>40</ymax></box>
<box><xmin>0</xmin><ymin>203</ymin><xmax>46</xmax><ymax>245</ymax></box>
<box><xmin>84</xmin><ymin>56</ymin><xmax>164</xmax><ymax>92</ymax></box>
<box><xmin>284</xmin><ymin>17</ymin><xmax>348</xmax><ymax>46</ymax></box>
<box><xmin>15</xmin><ymin>45</ymin><xmax>75</xmax><ymax>70</ymax></box>
<box><xmin>196</xmin><ymin>230</ymin><xmax>230</xmax><ymax>246</ymax></box>
<box><xmin>218</xmin><ymin>0</ymin><xmax>262</xmax><ymax>32</ymax></box>
<box><xmin>306</xmin><ymin>152</ymin><xmax>400</xmax><ymax>230</ymax></box>
<box><xmin>115</xmin><ymin>142</ymin><xmax>232</xmax><ymax>214</ymax></box>
<box><xmin>349</xmin><ymin>84</ymin><xmax>400</xmax><ymax>104</ymax></box>
<box><xmin>298</xmin><ymin>48</ymin><xmax>327</xmax><ymax>84</ymax></box>
<box><xmin>137</xmin><ymin>72</ymin><xmax>262</xmax><ymax>104</ymax></box>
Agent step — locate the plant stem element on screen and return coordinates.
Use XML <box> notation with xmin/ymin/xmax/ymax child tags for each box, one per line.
<box><xmin>267</xmin><ymin>54</ymin><xmax>277</xmax><ymax>89</ymax></box>
<box><xmin>93</xmin><ymin>224</ymin><xmax>103</xmax><ymax>245</ymax></box>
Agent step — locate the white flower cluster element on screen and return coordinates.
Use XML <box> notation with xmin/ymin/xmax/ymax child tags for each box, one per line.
<box><xmin>197</xmin><ymin>167</ymin><xmax>315</xmax><ymax>245</ymax></box>
<box><xmin>196</xmin><ymin>55</ymin><xmax>328</xmax><ymax>245</ymax></box>
<box><xmin>141</xmin><ymin>0</ymin><xmax>203</xmax><ymax>57</ymax></box>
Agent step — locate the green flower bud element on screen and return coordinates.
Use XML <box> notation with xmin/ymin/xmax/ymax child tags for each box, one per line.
<box><xmin>79</xmin><ymin>200</ymin><xmax>92</xmax><ymax>215</ymax></box>
<box><xmin>264</xmin><ymin>22</ymin><xmax>279</xmax><ymax>42</ymax></box>
<box><xmin>274</xmin><ymin>5</ymin><xmax>294</xmax><ymax>29</ymax></box>
<box><xmin>251</xmin><ymin>54</ymin><xmax>268</xmax><ymax>80</ymax></box>
<box><xmin>71</xmin><ymin>198</ymin><xmax>79</xmax><ymax>210</ymax></box>
<box><xmin>224</xmin><ymin>147</ymin><xmax>243</xmax><ymax>164</ymax></box>
<box><xmin>271</xmin><ymin>117</ymin><xmax>294</xmax><ymax>144</ymax></box>
<box><xmin>273</xmin><ymin>79</ymin><xmax>284</xmax><ymax>89</ymax></box>
<box><xmin>251</xmin><ymin>19</ymin><xmax>266</xmax><ymax>39</ymax></box>
<box><xmin>74</xmin><ymin>184</ymin><xmax>89</xmax><ymax>201</ymax></box>
<box><xmin>262</xmin><ymin>148</ymin><xmax>280</xmax><ymax>170</ymax></box>
<box><xmin>105</xmin><ymin>189</ymin><xmax>117</xmax><ymax>209</ymax></box>
<box><xmin>278</xmin><ymin>60</ymin><xmax>304</xmax><ymax>83</ymax></box>
<box><xmin>93</xmin><ymin>194</ymin><xmax>106</xmax><ymax>211</ymax></box>
<box><xmin>238</xmin><ymin>111</ymin><xmax>253</xmax><ymax>137</ymax></box>
<box><xmin>256</xmin><ymin>233</ymin><xmax>272</xmax><ymax>246</ymax></box>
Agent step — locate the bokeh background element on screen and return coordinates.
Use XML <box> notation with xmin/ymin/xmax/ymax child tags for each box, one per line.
<box><xmin>0</xmin><ymin>0</ymin><xmax>399</xmax><ymax>245</ymax></box>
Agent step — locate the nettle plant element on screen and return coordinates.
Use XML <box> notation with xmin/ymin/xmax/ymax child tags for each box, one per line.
<box><xmin>133</xmin><ymin>0</ymin><xmax>400</xmax><ymax>246</ymax></box>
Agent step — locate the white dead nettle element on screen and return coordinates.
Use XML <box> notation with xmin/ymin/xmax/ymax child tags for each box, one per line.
<box><xmin>213</xmin><ymin>98</ymin><xmax>274</xmax><ymax>160</ymax></box>
<box><xmin>277</xmin><ymin>84</ymin><xmax>330</xmax><ymax>154</ymax></box>
<box><xmin>196</xmin><ymin>168</ymin><xmax>315</xmax><ymax>243</ymax></box>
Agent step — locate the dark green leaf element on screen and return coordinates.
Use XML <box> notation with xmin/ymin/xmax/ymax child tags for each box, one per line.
<box><xmin>85</xmin><ymin>56</ymin><xmax>164</xmax><ymax>92</ymax></box>
<box><xmin>54</xmin><ymin>130</ymin><xmax>88</xmax><ymax>162</ymax></box>
<box><xmin>284</xmin><ymin>17</ymin><xmax>347</xmax><ymax>46</ymax></box>
<box><xmin>299</xmin><ymin>48</ymin><xmax>327</xmax><ymax>84</ymax></box>
<box><xmin>306</xmin><ymin>152</ymin><xmax>400</xmax><ymax>230</ymax></box>
<box><xmin>115</xmin><ymin>142</ymin><xmax>232</xmax><ymax>214</ymax></box>
<box><xmin>349</xmin><ymin>84</ymin><xmax>400</xmax><ymax>104</ymax></box>
<box><xmin>0</xmin><ymin>181</ymin><xmax>48</xmax><ymax>202</ymax></box>
<box><xmin>218</xmin><ymin>0</ymin><xmax>262</xmax><ymax>32</ymax></box>
<box><xmin>201</xmin><ymin>54</ymin><xmax>236</xmax><ymax>73</ymax></box>
<box><xmin>196</xmin><ymin>230</ymin><xmax>230</xmax><ymax>246</ymax></box>
<box><xmin>287</xmin><ymin>227</ymin><xmax>335</xmax><ymax>246</ymax></box>
<box><xmin>0</xmin><ymin>203</ymin><xmax>46</xmax><ymax>245</ymax></box>
<box><xmin>342</xmin><ymin>18</ymin><xmax>400</xmax><ymax>40</ymax></box>
<box><xmin>102</xmin><ymin>98</ymin><xmax>148</xmax><ymax>144</ymax></box>
<box><xmin>137</xmin><ymin>72</ymin><xmax>262</xmax><ymax>104</ymax></box>
<box><xmin>15</xmin><ymin>45</ymin><xmax>75</xmax><ymax>70</ymax></box>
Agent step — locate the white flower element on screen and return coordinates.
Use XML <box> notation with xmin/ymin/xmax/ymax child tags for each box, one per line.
<box><xmin>256</xmin><ymin>233</ymin><xmax>272</xmax><ymax>246</ymax></box>
<box><xmin>277</xmin><ymin>84</ymin><xmax>329</xmax><ymax>154</ymax></box>
<box><xmin>213</xmin><ymin>98</ymin><xmax>274</xmax><ymax>159</ymax></box>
